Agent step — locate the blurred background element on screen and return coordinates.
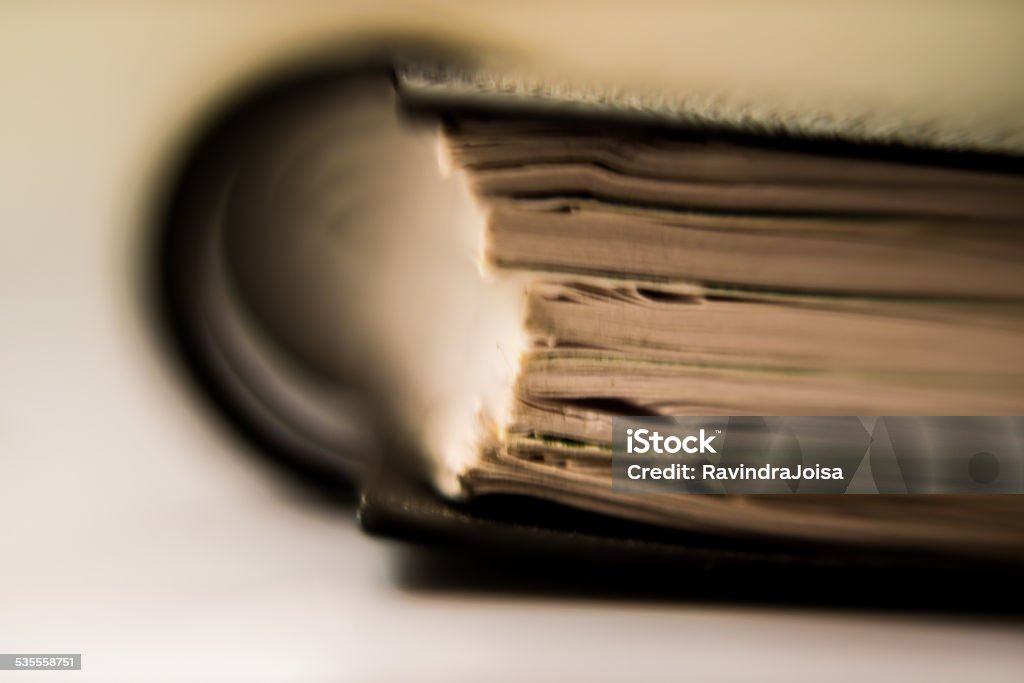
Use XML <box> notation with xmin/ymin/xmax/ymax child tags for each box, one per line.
<box><xmin>2</xmin><ymin>2</ymin><xmax>1023</xmax><ymax>680</ymax></box>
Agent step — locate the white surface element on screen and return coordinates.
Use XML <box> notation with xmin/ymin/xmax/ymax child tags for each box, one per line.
<box><xmin>1</xmin><ymin>2</ymin><xmax>1022</xmax><ymax>681</ymax></box>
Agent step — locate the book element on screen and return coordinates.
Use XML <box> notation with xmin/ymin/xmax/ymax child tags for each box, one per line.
<box><xmin>161</xmin><ymin>54</ymin><xmax>1024</xmax><ymax>573</ymax></box>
